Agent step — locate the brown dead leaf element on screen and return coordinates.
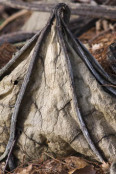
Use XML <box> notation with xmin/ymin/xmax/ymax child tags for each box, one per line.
<box><xmin>17</xmin><ymin>164</ymin><xmax>33</xmax><ymax>174</ymax></box>
<box><xmin>64</xmin><ymin>156</ymin><xmax>88</xmax><ymax>170</ymax></box>
<box><xmin>79</xmin><ymin>26</ymin><xmax>116</xmax><ymax>76</ymax></box>
<box><xmin>14</xmin><ymin>156</ymin><xmax>89</xmax><ymax>174</ymax></box>
<box><xmin>101</xmin><ymin>162</ymin><xmax>110</xmax><ymax>172</ymax></box>
<box><xmin>26</xmin><ymin>164</ymin><xmax>33</xmax><ymax>173</ymax></box>
<box><xmin>13</xmin><ymin>156</ymin><xmax>105</xmax><ymax>174</ymax></box>
<box><xmin>0</xmin><ymin>43</ymin><xmax>16</xmax><ymax>69</ymax></box>
<box><xmin>0</xmin><ymin>162</ymin><xmax>5</xmax><ymax>173</ymax></box>
<box><xmin>69</xmin><ymin>165</ymin><xmax>96</xmax><ymax>174</ymax></box>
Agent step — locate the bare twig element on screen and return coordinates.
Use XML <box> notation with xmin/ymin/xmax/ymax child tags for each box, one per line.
<box><xmin>0</xmin><ymin>9</ymin><xmax>29</xmax><ymax>31</ymax></box>
<box><xmin>0</xmin><ymin>31</ymin><xmax>36</xmax><ymax>45</ymax></box>
<box><xmin>43</xmin><ymin>152</ymin><xmax>66</xmax><ymax>165</ymax></box>
<box><xmin>0</xmin><ymin>0</ymin><xmax>116</xmax><ymax>20</ymax></box>
<box><xmin>101</xmin><ymin>84</ymin><xmax>116</xmax><ymax>88</ymax></box>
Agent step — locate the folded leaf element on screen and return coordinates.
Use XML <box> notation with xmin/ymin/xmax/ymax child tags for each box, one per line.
<box><xmin>0</xmin><ymin>3</ymin><xmax>116</xmax><ymax>164</ymax></box>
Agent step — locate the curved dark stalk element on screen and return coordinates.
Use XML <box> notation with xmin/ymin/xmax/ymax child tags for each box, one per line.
<box><xmin>54</xmin><ymin>4</ymin><xmax>106</xmax><ymax>163</ymax></box>
<box><xmin>0</xmin><ymin>7</ymin><xmax>55</xmax><ymax>163</ymax></box>
<box><xmin>0</xmin><ymin>31</ymin><xmax>40</xmax><ymax>81</ymax></box>
<box><xmin>62</xmin><ymin>19</ymin><xmax>116</xmax><ymax>96</ymax></box>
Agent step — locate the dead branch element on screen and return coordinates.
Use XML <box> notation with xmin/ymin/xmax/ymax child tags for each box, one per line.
<box><xmin>0</xmin><ymin>0</ymin><xmax>116</xmax><ymax>20</ymax></box>
<box><xmin>0</xmin><ymin>31</ymin><xmax>36</xmax><ymax>45</ymax></box>
<box><xmin>0</xmin><ymin>9</ymin><xmax>29</xmax><ymax>31</ymax></box>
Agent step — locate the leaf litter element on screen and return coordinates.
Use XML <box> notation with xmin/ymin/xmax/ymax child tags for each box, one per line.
<box><xmin>0</xmin><ymin>155</ymin><xmax>107</xmax><ymax>174</ymax></box>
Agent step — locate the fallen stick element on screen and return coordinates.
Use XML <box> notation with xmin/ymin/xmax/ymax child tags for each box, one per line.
<box><xmin>0</xmin><ymin>31</ymin><xmax>36</xmax><ymax>45</ymax></box>
<box><xmin>0</xmin><ymin>0</ymin><xmax>116</xmax><ymax>20</ymax></box>
<box><xmin>0</xmin><ymin>9</ymin><xmax>29</xmax><ymax>31</ymax></box>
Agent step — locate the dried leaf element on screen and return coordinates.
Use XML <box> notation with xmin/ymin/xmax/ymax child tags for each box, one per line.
<box><xmin>0</xmin><ymin>43</ymin><xmax>16</xmax><ymax>69</ymax></box>
<box><xmin>91</xmin><ymin>43</ymin><xmax>103</xmax><ymax>52</ymax></box>
<box><xmin>69</xmin><ymin>165</ymin><xmax>96</xmax><ymax>174</ymax></box>
<box><xmin>101</xmin><ymin>162</ymin><xmax>110</xmax><ymax>172</ymax></box>
<box><xmin>64</xmin><ymin>156</ymin><xmax>88</xmax><ymax>170</ymax></box>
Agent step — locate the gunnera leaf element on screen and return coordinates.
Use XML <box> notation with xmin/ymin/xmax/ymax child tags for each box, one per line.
<box><xmin>0</xmin><ymin>3</ymin><xmax>116</xmax><ymax>164</ymax></box>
